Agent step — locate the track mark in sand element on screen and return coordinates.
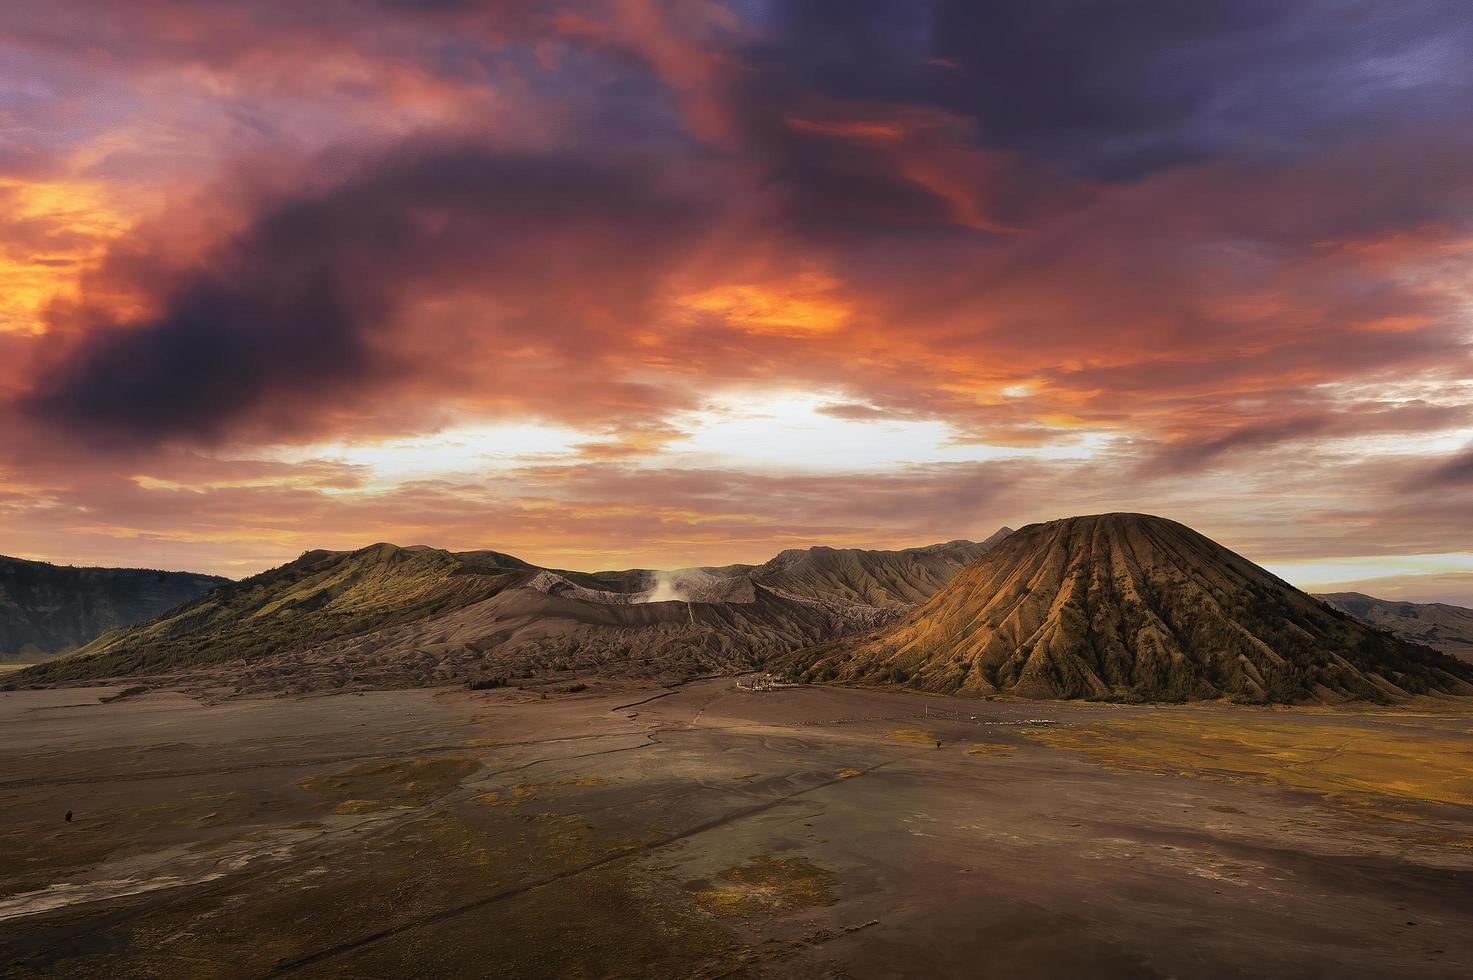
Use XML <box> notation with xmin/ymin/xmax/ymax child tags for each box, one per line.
<box><xmin>1281</xmin><ymin>738</ymin><xmax>1363</xmax><ymax>770</ymax></box>
<box><xmin>269</xmin><ymin>760</ymin><xmax>892</xmax><ymax>975</ymax></box>
<box><xmin>480</xmin><ymin>734</ymin><xmax>657</xmax><ymax>780</ymax></box>
<box><xmin>682</xmin><ymin>687</ymin><xmax>733</xmax><ymax>729</ymax></box>
<box><xmin>609</xmin><ymin>690</ymin><xmax>680</xmax><ymax>712</ymax></box>
<box><xmin>0</xmin><ymin>744</ymin><xmax>484</xmax><ymax>791</ymax></box>
<box><xmin>0</xmin><ymin>730</ymin><xmax>643</xmax><ymax>791</ymax></box>
<box><xmin>607</xmin><ymin>677</ymin><xmax>748</xmax><ymax>716</ymax></box>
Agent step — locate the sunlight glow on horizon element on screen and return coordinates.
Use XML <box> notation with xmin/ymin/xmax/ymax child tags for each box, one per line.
<box><xmin>1263</xmin><ymin>553</ymin><xmax>1473</xmax><ymax>590</ymax></box>
<box><xmin>237</xmin><ymin>392</ymin><xmax>1116</xmax><ymax>490</ymax></box>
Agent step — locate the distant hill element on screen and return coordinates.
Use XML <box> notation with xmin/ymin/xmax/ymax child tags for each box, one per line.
<box><xmin>785</xmin><ymin>514</ymin><xmax>1473</xmax><ymax>704</ymax></box>
<box><xmin>11</xmin><ymin>534</ymin><xmax>1008</xmax><ymax>691</ymax></box>
<box><xmin>750</xmin><ymin>529</ymin><xmax>1012</xmax><ymax>607</ymax></box>
<box><xmin>0</xmin><ymin>555</ymin><xmax>228</xmax><ymax>662</ymax></box>
<box><xmin>1316</xmin><ymin>592</ymin><xmax>1473</xmax><ymax>663</ymax></box>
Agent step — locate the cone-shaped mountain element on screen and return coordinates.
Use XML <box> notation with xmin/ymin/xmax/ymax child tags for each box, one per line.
<box><xmin>788</xmin><ymin>514</ymin><xmax>1473</xmax><ymax>703</ymax></box>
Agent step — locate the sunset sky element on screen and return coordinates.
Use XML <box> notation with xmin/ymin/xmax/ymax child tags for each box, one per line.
<box><xmin>1</xmin><ymin>1</ymin><xmax>1471</xmax><ymax>602</ymax></box>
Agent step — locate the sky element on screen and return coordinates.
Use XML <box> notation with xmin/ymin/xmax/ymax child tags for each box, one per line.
<box><xmin>1</xmin><ymin>1</ymin><xmax>1471</xmax><ymax>603</ymax></box>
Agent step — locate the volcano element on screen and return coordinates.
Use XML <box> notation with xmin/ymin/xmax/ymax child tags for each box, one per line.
<box><xmin>787</xmin><ymin>514</ymin><xmax>1473</xmax><ymax>704</ymax></box>
<box><xmin>12</xmin><ymin>535</ymin><xmax>1005</xmax><ymax>693</ymax></box>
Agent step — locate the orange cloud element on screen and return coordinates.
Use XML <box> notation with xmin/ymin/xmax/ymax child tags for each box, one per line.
<box><xmin>675</xmin><ymin>273</ymin><xmax>852</xmax><ymax>337</ymax></box>
<box><xmin>0</xmin><ymin>177</ymin><xmax>142</xmax><ymax>335</ymax></box>
<box><xmin>785</xmin><ymin>117</ymin><xmax>908</xmax><ymax>141</ymax></box>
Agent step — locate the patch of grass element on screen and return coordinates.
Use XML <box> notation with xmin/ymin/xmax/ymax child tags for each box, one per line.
<box><xmin>1027</xmin><ymin>708</ymin><xmax>1473</xmax><ymax>813</ymax></box>
<box><xmin>692</xmin><ymin>855</ymin><xmax>836</xmax><ymax>918</ymax></box>
<box><xmin>298</xmin><ymin>757</ymin><xmax>479</xmax><ymax>813</ymax></box>
<box><xmin>886</xmin><ymin>728</ymin><xmax>939</xmax><ymax>746</ymax></box>
<box><xmin>476</xmin><ymin>778</ymin><xmax>606</xmax><ymax>807</ymax></box>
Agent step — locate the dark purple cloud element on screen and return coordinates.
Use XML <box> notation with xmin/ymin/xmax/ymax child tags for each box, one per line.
<box><xmin>742</xmin><ymin>0</ymin><xmax>1473</xmax><ymax>179</ymax></box>
<box><xmin>22</xmin><ymin>144</ymin><xmax>712</xmax><ymax>446</ymax></box>
<box><xmin>1146</xmin><ymin>402</ymin><xmax>1473</xmax><ymax>475</ymax></box>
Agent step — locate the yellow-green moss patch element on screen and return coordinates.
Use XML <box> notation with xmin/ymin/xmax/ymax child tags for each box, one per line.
<box><xmin>693</xmin><ymin>855</ymin><xmax>836</xmax><ymax>918</ymax></box>
<box><xmin>299</xmin><ymin>756</ymin><xmax>479</xmax><ymax>813</ymax></box>
<box><xmin>886</xmin><ymin>729</ymin><xmax>938</xmax><ymax>746</ymax></box>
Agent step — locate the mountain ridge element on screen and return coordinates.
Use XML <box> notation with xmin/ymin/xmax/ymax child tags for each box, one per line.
<box><xmin>1316</xmin><ymin>592</ymin><xmax>1473</xmax><ymax>663</ymax></box>
<box><xmin>11</xmin><ymin>534</ymin><xmax>1006</xmax><ymax>691</ymax></box>
<box><xmin>0</xmin><ymin>555</ymin><xmax>228</xmax><ymax>662</ymax></box>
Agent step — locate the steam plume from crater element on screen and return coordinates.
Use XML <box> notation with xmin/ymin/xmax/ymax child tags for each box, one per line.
<box><xmin>641</xmin><ymin>570</ymin><xmax>688</xmax><ymax>604</ymax></box>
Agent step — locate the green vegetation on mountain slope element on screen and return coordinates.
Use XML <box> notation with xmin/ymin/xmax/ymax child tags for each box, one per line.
<box><xmin>0</xmin><ymin>555</ymin><xmax>227</xmax><ymax>662</ymax></box>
